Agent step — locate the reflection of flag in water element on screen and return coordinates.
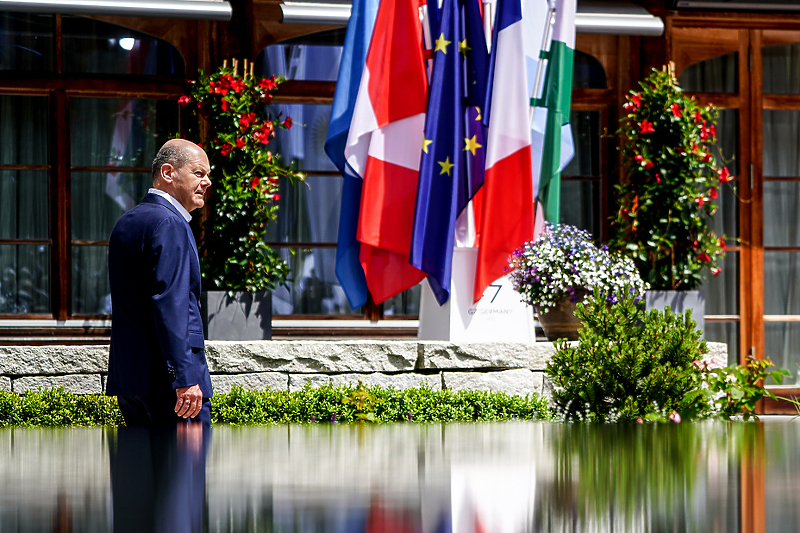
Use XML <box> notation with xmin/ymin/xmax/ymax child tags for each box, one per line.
<box><xmin>343</xmin><ymin>0</ymin><xmax>428</xmax><ymax>304</ymax></box>
<box><xmin>325</xmin><ymin>0</ymin><xmax>379</xmax><ymax>309</ymax></box>
<box><xmin>473</xmin><ymin>0</ymin><xmax>533</xmax><ymax>302</ymax></box>
<box><xmin>410</xmin><ymin>0</ymin><xmax>488</xmax><ymax>305</ymax></box>
<box><xmin>365</xmin><ymin>498</ymin><xmax>419</xmax><ymax>533</ymax></box>
<box><xmin>531</xmin><ymin>0</ymin><xmax>576</xmax><ymax>223</ymax></box>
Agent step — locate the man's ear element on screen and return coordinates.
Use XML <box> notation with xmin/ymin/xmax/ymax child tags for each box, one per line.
<box><xmin>160</xmin><ymin>163</ymin><xmax>175</xmax><ymax>183</ymax></box>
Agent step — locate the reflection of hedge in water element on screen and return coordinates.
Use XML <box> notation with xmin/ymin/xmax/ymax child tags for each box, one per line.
<box><xmin>535</xmin><ymin>423</ymin><xmax>756</xmax><ymax>532</ymax></box>
<box><xmin>0</xmin><ymin>385</ymin><xmax>553</xmax><ymax>427</ymax></box>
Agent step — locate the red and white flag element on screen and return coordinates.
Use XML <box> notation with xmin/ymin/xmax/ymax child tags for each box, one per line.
<box><xmin>473</xmin><ymin>0</ymin><xmax>534</xmax><ymax>302</ymax></box>
<box><xmin>344</xmin><ymin>0</ymin><xmax>428</xmax><ymax>303</ymax></box>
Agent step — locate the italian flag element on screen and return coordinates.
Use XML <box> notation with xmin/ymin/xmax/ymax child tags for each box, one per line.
<box><xmin>533</xmin><ymin>0</ymin><xmax>576</xmax><ymax>224</ymax></box>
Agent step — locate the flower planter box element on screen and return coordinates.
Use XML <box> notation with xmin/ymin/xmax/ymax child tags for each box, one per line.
<box><xmin>201</xmin><ymin>291</ymin><xmax>272</xmax><ymax>341</ymax></box>
<box><xmin>645</xmin><ymin>290</ymin><xmax>705</xmax><ymax>335</ymax></box>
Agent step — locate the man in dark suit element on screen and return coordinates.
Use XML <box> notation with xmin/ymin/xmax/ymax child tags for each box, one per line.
<box><xmin>107</xmin><ymin>138</ymin><xmax>213</xmax><ymax>428</ymax></box>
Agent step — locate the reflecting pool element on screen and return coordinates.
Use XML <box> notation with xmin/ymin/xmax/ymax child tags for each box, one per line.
<box><xmin>0</xmin><ymin>420</ymin><xmax>797</xmax><ymax>532</ymax></box>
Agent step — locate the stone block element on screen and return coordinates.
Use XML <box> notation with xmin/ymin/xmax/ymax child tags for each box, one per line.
<box><xmin>704</xmin><ymin>342</ymin><xmax>728</xmax><ymax>369</ymax></box>
<box><xmin>0</xmin><ymin>346</ymin><xmax>108</xmax><ymax>375</ymax></box>
<box><xmin>288</xmin><ymin>374</ymin><xmax>332</xmax><ymax>392</ymax></box>
<box><xmin>328</xmin><ymin>373</ymin><xmax>441</xmax><ymax>390</ymax></box>
<box><xmin>13</xmin><ymin>375</ymin><xmax>103</xmax><ymax>395</ymax></box>
<box><xmin>419</xmin><ymin>342</ymin><xmax>530</xmax><ymax>370</ymax></box>
<box><xmin>211</xmin><ymin>373</ymin><xmax>288</xmax><ymax>394</ymax></box>
<box><xmin>205</xmin><ymin>341</ymin><xmax>418</xmax><ymax>373</ymax></box>
<box><xmin>0</xmin><ymin>376</ymin><xmax>9</xmax><ymax>391</ymax></box>
<box><xmin>442</xmin><ymin>369</ymin><xmax>543</xmax><ymax>397</ymax></box>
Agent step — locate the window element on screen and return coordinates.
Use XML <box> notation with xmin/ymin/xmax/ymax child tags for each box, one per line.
<box><xmin>0</xmin><ymin>13</ymin><xmax>183</xmax><ymax>321</ymax></box>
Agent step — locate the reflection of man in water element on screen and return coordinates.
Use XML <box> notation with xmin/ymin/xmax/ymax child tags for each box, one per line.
<box><xmin>110</xmin><ymin>424</ymin><xmax>210</xmax><ymax>533</ymax></box>
<box><xmin>107</xmin><ymin>139</ymin><xmax>213</xmax><ymax>427</ymax></box>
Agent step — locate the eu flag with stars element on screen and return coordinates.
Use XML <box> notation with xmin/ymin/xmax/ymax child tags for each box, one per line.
<box><xmin>410</xmin><ymin>0</ymin><xmax>489</xmax><ymax>305</ymax></box>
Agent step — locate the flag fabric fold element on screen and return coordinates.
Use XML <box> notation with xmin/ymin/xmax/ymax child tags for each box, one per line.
<box><xmin>343</xmin><ymin>0</ymin><xmax>429</xmax><ymax>304</ymax></box>
<box><xmin>473</xmin><ymin>0</ymin><xmax>533</xmax><ymax>303</ymax></box>
<box><xmin>531</xmin><ymin>0</ymin><xmax>576</xmax><ymax>223</ymax></box>
<box><xmin>410</xmin><ymin>0</ymin><xmax>489</xmax><ymax>305</ymax></box>
<box><xmin>325</xmin><ymin>0</ymin><xmax>379</xmax><ymax>309</ymax></box>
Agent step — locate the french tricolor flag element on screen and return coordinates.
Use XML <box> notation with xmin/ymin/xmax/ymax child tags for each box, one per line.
<box><xmin>344</xmin><ymin>0</ymin><xmax>428</xmax><ymax>304</ymax></box>
<box><xmin>473</xmin><ymin>0</ymin><xmax>534</xmax><ymax>302</ymax></box>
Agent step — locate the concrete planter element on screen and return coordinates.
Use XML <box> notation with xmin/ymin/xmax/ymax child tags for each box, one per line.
<box><xmin>645</xmin><ymin>290</ymin><xmax>705</xmax><ymax>335</ymax></box>
<box><xmin>201</xmin><ymin>291</ymin><xmax>272</xmax><ymax>340</ymax></box>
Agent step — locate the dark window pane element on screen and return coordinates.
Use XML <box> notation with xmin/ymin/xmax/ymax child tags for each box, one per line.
<box><xmin>383</xmin><ymin>284</ymin><xmax>421</xmax><ymax>316</ymax></box>
<box><xmin>70</xmin><ymin>98</ymin><xmax>178</xmax><ymax>168</ymax></box>
<box><xmin>264</xmin><ymin>174</ymin><xmax>342</xmax><ymax>244</ymax></box>
<box><xmin>562</xmin><ymin>111</ymin><xmax>600</xmax><ymax>177</ymax></box>
<box><xmin>559</xmin><ymin>180</ymin><xmax>600</xmax><ymax>238</ymax></box>
<box><xmin>72</xmin><ymin>171</ymin><xmax>151</xmax><ymax>241</ymax></box>
<box><xmin>0</xmin><ymin>243</ymin><xmax>49</xmax><ymax>314</ymax></box>
<box><xmin>0</xmin><ymin>94</ymin><xmax>48</xmax><ymax>165</ymax></box>
<box><xmin>62</xmin><ymin>16</ymin><xmax>184</xmax><ymax>76</ymax></box>
<box><xmin>271</xmin><ymin>247</ymin><xmax>361</xmax><ymax>316</ymax></box>
<box><xmin>713</xmin><ymin>108</ymin><xmax>739</xmax><ymax>179</ymax></box>
<box><xmin>764</xmin><ymin>251</ymin><xmax>800</xmax><ymax>315</ymax></box>
<box><xmin>0</xmin><ymin>170</ymin><xmax>48</xmax><ymax>239</ymax></box>
<box><xmin>764</xmin><ymin>182</ymin><xmax>800</xmax><ymax>247</ymax></box>
<box><xmin>268</xmin><ymin>103</ymin><xmax>337</xmax><ymax>172</ymax></box>
<box><xmin>705</xmin><ymin>321</ymin><xmax>739</xmax><ymax>367</ymax></box>
<box><xmin>765</xmin><ymin>322</ymin><xmax>800</xmax><ymax>385</ymax></box>
<box><xmin>0</xmin><ymin>13</ymin><xmax>54</xmax><ymax>71</ymax></box>
<box><xmin>572</xmin><ymin>50</ymin><xmax>607</xmax><ymax>89</ymax></box>
<box><xmin>256</xmin><ymin>29</ymin><xmax>345</xmax><ymax>81</ymax></box>
<box><xmin>763</xmin><ymin>43</ymin><xmax>800</xmax><ymax>95</ymax></box>
<box><xmin>678</xmin><ymin>52</ymin><xmax>738</xmax><ymax>93</ymax></box>
<box><xmin>72</xmin><ymin>245</ymin><xmax>110</xmax><ymax>315</ymax></box>
<box><xmin>763</xmin><ymin>109</ymin><xmax>800</xmax><ymax>178</ymax></box>
<box><xmin>704</xmin><ymin>251</ymin><xmax>738</xmax><ymax>315</ymax></box>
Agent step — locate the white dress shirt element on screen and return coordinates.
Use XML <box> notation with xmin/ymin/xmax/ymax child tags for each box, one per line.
<box><xmin>148</xmin><ymin>188</ymin><xmax>192</xmax><ymax>222</ymax></box>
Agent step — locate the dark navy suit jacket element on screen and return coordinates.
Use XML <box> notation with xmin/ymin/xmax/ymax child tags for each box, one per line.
<box><xmin>107</xmin><ymin>193</ymin><xmax>213</xmax><ymax>398</ymax></box>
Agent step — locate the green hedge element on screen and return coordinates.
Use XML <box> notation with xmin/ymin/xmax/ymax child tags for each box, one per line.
<box><xmin>0</xmin><ymin>384</ymin><xmax>552</xmax><ymax>427</ymax></box>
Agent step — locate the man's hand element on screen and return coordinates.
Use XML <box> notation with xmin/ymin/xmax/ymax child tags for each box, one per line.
<box><xmin>175</xmin><ymin>384</ymin><xmax>203</xmax><ymax>418</ymax></box>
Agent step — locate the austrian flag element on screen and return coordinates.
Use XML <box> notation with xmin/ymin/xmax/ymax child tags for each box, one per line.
<box><xmin>343</xmin><ymin>0</ymin><xmax>428</xmax><ymax>303</ymax></box>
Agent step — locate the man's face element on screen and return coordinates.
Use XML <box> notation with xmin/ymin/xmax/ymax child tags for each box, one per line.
<box><xmin>167</xmin><ymin>148</ymin><xmax>212</xmax><ymax>212</ymax></box>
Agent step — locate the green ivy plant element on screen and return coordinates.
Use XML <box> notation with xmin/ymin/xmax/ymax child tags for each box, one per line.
<box><xmin>178</xmin><ymin>61</ymin><xmax>304</xmax><ymax>292</ymax></box>
<box><xmin>610</xmin><ymin>65</ymin><xmax>730</xmax><ymax>290</ymax></box>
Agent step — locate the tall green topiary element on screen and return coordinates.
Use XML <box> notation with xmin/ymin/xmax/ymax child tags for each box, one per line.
<box><xmin>546</xmin><ymin>289</ymin><xmax>711</xmax><ymax>421</ymax></box>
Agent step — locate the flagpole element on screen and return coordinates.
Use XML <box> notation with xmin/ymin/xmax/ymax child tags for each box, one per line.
<box><xmin>529</xmin><ymin>1</ymin><xmax>555</xmax><ymax>127</ymax></box>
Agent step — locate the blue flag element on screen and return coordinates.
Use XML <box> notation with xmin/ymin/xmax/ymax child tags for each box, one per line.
<box><xmin>324</xmin><ymin>0</ymin><xmax>379</xmax><ymax>309</ymax></box>
<box><xmin>410</xmin><ymin>0</ymin><xmax>489</xmax><ymax>305</ymax></box>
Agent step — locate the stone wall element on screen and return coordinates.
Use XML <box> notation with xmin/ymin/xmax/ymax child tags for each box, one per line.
<box><xmin>0</xmin><ymin>341</ymin><xmax>729</xmax><ymax>397</ymax></box>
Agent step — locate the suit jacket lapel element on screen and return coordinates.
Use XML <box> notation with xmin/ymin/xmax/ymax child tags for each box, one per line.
<box><xmin>142</xmin><ymin>193</ymin><xmax>200</xmax><ymax>265</ymax></box>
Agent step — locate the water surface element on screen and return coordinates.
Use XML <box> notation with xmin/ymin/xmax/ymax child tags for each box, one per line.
<box><xmin>0</xmin><ymin>420</ymin><xmax>797</xmax><ymax>532</ymax></box>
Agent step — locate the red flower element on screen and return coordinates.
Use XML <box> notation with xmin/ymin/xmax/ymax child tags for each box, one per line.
<box><xmin>631</xmin><ymin>92</ymin><xmax>642</xmax><ymax>109</ymax></box>
<box><xmin>231</xmin><ymin>78</ymin><xmax>246</xmax><ymax>93</ymax></box>
<box><xmin>693</xmin><ymin>110</ymin><xmax>703</xmax><ymax>124</ymax></box>
<box><xmin>719</xmin><ymin>237</ymin><xmax>727</xmax><ymax>249</ymax></box>
<box><xmin>670</xmin><ymin>103</ymin><xmax>681</xmax><ymax>117</ymax></box>
<box><xmin>634</xmin><ymin>154</ymin><xmax>644</xmax><ymax>164</ymax></box>
<box><xmin>718</xmin><ymin>167</ymin><xmax>731</xmax><ymax>183</ymax></box>
<box><xmin>177</xmin><ymin>95</ymin><xmax>191</xmax><ymax>106</ymax></box>
<box><xmin>709</xmin><ymin>124</ymin><xmax>716</xmax><ymax>138</ymax></box>
<box><xmin>250</xmin><ymin>176</ymin><xmax>260</xmax><ymax>190</ymax></box>
<box><xmin>236</xmin><ymin>137</ymin><xmax>246</xmax><ymax>149</ymax></box>
<box><xmin>709</xmin><ymin>188</ymin><xmax>718</xmax><ymax>199</ymax></box>
<box><xmin>221</xmin><ymin>99</ymin><xmax>230</xmax><ymax>112</ymax></box>
<box><xmin>643</xmin><ymin>161</ymin><xmax>654</xmax><ymax>170</ymax></box>
<box><xmin>239</xmin><ymin>112</ymin><xmax>256</xmax><ymax>129</ymax></box>
<box><xmin>220</xmin><ymin>143</ymin><xmax>233</xmax><ymax>156</ymax></box>
<box><xmin>711</xmin><ymin>267</ymin><xmax>721</xmax><ymax>276</ymax></box>
<box><xmin>282</xmin><ymin>117</ymin><xmax>293</xmax><ymax>130</ymax></box>
<box><xmin>697</xmin><ymin>196</ymin><xmax>706</xmax><ymax>207</ymax></box>
<box><xmin>259</xmin><ymin>76</ymin><xmax>278</xmax><ymax>91</ymax></box>
<box><xmin>698</xmin><ymin>252</ymin><xmax>711</xmax><ymax>263</ymax></box>
<box><xmin>273</xmin><ymin>194</ymin><xmax>281</xmax><ymax>202</ymax></box>
<box><xmin>639</xmin><ymin>120</ymin><xmax>655</xmax><ymax>134</ymax></box>
<box><xmin>701</xmin><ymin>152</ymin><xmax>712</xmax><ymax>163</ymax></box>
<box><xmin>655</xmin><ymin>173</ymin><xmax>661</xmax><ymax>183</ymax></box>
